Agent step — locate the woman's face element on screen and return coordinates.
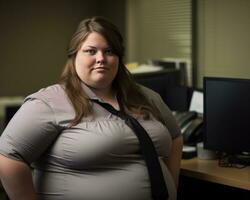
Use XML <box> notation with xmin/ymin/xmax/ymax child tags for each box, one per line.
<box><xmin>75</xmin><ymin>32</ymin><xmax>119</xmax><ymax>90</ymax></box>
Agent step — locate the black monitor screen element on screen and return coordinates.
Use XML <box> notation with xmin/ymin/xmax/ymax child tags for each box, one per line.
<box><xmin>204</xmin><ymin>77</ymin><xmax>250</xmax><ymax>154</ymax></box>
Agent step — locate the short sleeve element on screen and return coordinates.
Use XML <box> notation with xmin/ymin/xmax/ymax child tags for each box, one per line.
<box><xmin>0</xmin><ymin>98</ymin><xmax>61</xmax><ymax>164</ymax></box>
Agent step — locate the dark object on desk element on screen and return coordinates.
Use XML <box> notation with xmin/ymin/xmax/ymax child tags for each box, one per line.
<box><xmin>218</xmin><ymin>153</ymin><xmax>250</xmax><ymax>168</ymax></box>
<box><xmin>173</xmin><ymin>111</ymin><xmax>203</xmax><ymax>146</ymax></box>
<box><xmin>182</xmin><ymin>145</ymin><xmax>197</xmax><ymax>159</ymax></box>
<box><xmin>150</xmin><ymin>60</ymin><xmax>188</xmax><ymax>86</ymax></box>
<box><xmin>165</xmin><ymin>86</ymin><xmax>193</xmax><ymax>111</ymax></box>
<box><xmin>173</xmin><ymin>111</ymin><xmax>197</xmax><ymax>128</ymax></box>
<box><xmin>182</xmin><ymin>118</ymin><xmax>203</xmax><ymax>145</ymax></box>
<box><xmin>133</xmin><ymin>69</ymin><xmax>193</xmax><ymax>111</ymax></box>
<box><xmin>4</xmin><ymin>105</ymin><xmax>20</xmax><ymax>127</ymax></box>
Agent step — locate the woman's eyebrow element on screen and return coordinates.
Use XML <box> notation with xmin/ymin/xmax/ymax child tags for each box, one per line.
<box><xmin>84</xmin><ymin>45</ymin><xmax>96</xmax><ymax>48</ymax></box>
<box><xmin>84</xmin><ymin>45</ymin><xmax>111</xmax><ymax>49</ymax></box>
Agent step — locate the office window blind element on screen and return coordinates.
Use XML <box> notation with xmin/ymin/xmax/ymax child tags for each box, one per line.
<box><xmin>126</xmin><ymin>0</ymin><xmax>191</xmax><ymax>64</ymax></box>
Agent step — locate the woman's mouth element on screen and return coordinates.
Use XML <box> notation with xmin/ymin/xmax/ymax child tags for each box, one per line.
<box><xmin>93</xmin><ymin>66</ymin><xmax>109</xmax><ymax>72</ymax></box>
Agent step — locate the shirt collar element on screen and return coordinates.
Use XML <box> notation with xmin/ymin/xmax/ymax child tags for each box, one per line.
<box><xmin>80</xmin><ymin>82</ymin><xmax>98</xmax><ymax>99</ymax></box>
<box><xmin>80</xmin><ymin>82</ymin><xmax>113</xmax><ymax>103</ymax></box>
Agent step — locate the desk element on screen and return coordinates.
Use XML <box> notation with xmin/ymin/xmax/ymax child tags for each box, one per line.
<box><xmin>180</xmin><ymin>157</ymin><xmax>250</xmax><ymax>190</ymax></box>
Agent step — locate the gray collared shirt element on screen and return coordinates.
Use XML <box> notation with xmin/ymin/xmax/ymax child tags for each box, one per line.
<box><xmin>0</xmin><ymin>83</ymin><xmax>180</xmax><ymax>200</ymax></box>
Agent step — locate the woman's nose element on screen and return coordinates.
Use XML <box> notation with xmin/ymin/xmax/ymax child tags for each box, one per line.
<box><xmin>96</xmin><ymin>51</ymin><xmax>106</xmax><ymax>64</ymax></box>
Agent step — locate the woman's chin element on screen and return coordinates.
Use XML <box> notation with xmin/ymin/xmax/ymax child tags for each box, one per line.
<box><xmin>90</xmin><ymin>79</ymin><xmax>113</xmax><ymax>89</ymax></box>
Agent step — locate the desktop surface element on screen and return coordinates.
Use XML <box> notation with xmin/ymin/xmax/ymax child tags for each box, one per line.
<box><xmin>181</xmin><ymin>157</ymin><xmax>250</xmax><ymax>190</ymax></box>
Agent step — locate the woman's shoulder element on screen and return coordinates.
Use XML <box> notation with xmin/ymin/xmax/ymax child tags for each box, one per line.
<box><xmin>25</xmin><ymin>84</ymin><xmax>66</xmax><ymax>102</ymax></box>
<box><xmin>23</xmin><ymin>84</ymin><xmax>74</xmax><ymax>125</ymax></box>
<box><xmin>24</xmin><ymin>84</ymin><xmax>72</xmax><ymax>113</ymax></box>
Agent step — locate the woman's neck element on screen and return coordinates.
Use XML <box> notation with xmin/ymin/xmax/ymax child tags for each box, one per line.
<box><xmin>91</xmin><ymin>86</ymin><xmax>113</xmax><ymax>99</ymax></box>
<box><xmin>91</xmin><ymin>86</ymin><xmax>119</xmax><ymax>109</ymax></box>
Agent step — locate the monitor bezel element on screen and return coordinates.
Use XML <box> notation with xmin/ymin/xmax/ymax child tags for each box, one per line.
<box><xmin>203</xmin><ymin>76</ymin><xmax>250</xmax><ymax>155</ymax></box>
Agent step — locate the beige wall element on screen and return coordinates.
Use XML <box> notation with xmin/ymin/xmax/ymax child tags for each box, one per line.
<box><xmin>197</xmin><ymin>0</ymin><xmax>250</xmax><ymax>88</ymax></box>
<box><xmin>0</xmin><ymin>0</ymin><xmax>125</xmax><ymax>96</ymax></box>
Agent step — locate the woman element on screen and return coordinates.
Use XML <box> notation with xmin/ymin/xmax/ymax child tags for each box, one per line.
<box><xmin>0</xmin><ymin>16</ymin><xmax>183</xmax><ymax>200</ymax></box>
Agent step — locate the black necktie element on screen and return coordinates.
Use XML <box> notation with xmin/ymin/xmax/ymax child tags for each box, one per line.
<box><xmin>92</xmin><ymin>99</ymin><xmax>168</xmax><ymax>200</ymax></box>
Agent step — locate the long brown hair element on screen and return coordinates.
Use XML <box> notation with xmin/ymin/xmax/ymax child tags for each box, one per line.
<box><xmin>59</xmin><ymin>16</ymin><xmax>164</xmax><ymax>126</ymax></box>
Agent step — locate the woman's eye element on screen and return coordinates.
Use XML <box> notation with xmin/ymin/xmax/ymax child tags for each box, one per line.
<box><xmin>84</xmin><ymin>49</ymin><xmax>96</xmax><ymax>55</ymax></box>
<box><xmin>105</xmin><ymin>49</ymin><xmax>114</xmax><ymax>55</ymax></box>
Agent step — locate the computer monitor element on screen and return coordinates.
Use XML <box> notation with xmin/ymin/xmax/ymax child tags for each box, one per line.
<box><xmin>204</xmin><ymin>77</ymin><xmax>250</xmax><ymax>156</ymax></box>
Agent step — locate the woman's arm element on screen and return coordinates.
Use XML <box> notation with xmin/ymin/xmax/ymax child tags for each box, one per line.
<box><xmin>0</xmin><ymin>154</ymin><xmax>37</xmax><ymax>200</ymax></box>
<box><xmin>163</xmin><ymin>135</ymin><xmax>183</xmax><ymax>187</ymax></box>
